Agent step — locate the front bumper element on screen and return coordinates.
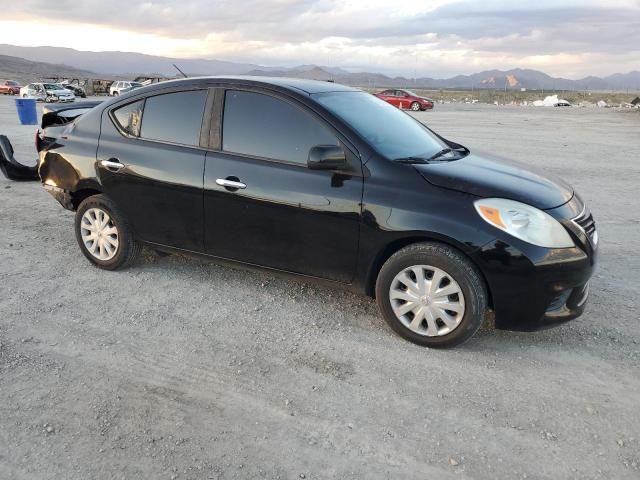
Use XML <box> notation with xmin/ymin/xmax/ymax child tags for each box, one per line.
<box><xmin>474</xmin><ymin>240</ymin><xmax>596</xmax><ymax>331</ymax></box>
<box><xmin>472</xmin><ymin>195</ymin><xmax>598</xmax><ymax>331</ymax></box>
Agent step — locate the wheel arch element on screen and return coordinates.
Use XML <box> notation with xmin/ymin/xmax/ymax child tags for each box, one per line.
<box><xmin>70</xmin><ymin>186</ymin><xmax>103</xmax><ymax>210</ymax></box>
<box><xmin>364</xmin><ymin>234</ymin><xmax>494</xmax><ymax>309</ymax></box>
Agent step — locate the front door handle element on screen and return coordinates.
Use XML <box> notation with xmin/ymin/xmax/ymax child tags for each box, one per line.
<box><xmin>215</xmin><ymin>178</ymin><xmax>246</xmax><ymax>190</ymax></box>
<box><xmin>100</xmin><ymin>158</ymin><xmax>125</xmax><ymax>172</ymax></box>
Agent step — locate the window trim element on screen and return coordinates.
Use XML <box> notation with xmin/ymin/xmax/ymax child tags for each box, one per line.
<box><xmin>107</xmin><ymin>87</ymin><xmax>211</xmax><ymax>150</ymax></box>
<box><xmin>216</xmin><ymin>87</ymin><xmax>359</xmax><ymax>169</ymax></box>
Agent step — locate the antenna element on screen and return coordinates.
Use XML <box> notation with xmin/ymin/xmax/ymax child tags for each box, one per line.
<box><xmin>173</xmin><ymin>64</ymin><xmax>188</xmax><ymax>78</ymax></box>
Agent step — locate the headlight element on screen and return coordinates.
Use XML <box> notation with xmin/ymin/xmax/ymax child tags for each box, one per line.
<box><xmin>474</xmin><ymin>198</ymin><xmax>574</xmax><ymax>248</ymax></box>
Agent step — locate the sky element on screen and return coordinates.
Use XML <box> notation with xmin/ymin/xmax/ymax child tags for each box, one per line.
<box><xmin>1</xmin><ymin>0</ymin><xmax>639</xmax><ymax>78</ymax></box>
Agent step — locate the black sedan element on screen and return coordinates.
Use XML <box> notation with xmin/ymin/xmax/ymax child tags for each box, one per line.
<box><xmin>36</xmin><ymin>77</ymin><xmax>597</xmax><ymax>348</ymax></box>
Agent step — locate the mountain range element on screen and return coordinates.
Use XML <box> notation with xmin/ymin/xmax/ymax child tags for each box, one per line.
<box><xmin>1</xmin><ymin>44</ymin><xmax>639</xmax><ymax>91</ymax></box>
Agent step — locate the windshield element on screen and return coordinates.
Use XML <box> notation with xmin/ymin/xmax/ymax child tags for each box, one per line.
<box><xmin>44</xmin><ymin>84</ymin><xmax>65</xmax><ymax>91</ymax></box>
<box><xmin>314</xmin><ymin>91</ymin><xmax>448</xmax><ymax>160</ymax></box>
<box><xmin>403</xmin><ymin>90</ymin><xmax>419</xmax><ymax>96</ymax></box>
<box><xmin>7</xmin><ymin>81</ymin><xmax>18</xmax><ymax>86</ymax></box>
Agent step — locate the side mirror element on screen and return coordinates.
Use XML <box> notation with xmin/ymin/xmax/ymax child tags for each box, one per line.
<box><xmin>307</xmin><ymin>145</ymin><xmax>347</xmax><ymax>170</ymax></box>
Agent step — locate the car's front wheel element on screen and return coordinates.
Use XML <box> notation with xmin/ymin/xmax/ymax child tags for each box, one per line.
<box><xmin>375</xmin><ymin>242</ymin><xmax>487</xmax><ymax>348</ymax></box>
<box><xmin>75</xmin><ymin>194</ymin><xmax>141</xmax><ymax>270</ymax></box>
<box><xmin>410</xmin><ymin>102</ymin><xmax>421</xmax><ymax>111</ymax></box>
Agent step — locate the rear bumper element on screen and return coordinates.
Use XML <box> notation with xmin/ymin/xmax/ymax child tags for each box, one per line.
<box><xmin>473</xmin><ymin>240</ymin><xmax>597</xmax><ymax>332</ymax></box>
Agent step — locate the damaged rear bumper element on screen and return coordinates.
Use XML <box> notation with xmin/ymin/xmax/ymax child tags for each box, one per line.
<box><xmin>0</xmin><ymin>135</ymin><xmax>39</xmax><ymax>181</ymax></box>
<box><xmin>43</xmin><ymin>183</ymin><xmax>74</xmax><ymax>210</ymax></box>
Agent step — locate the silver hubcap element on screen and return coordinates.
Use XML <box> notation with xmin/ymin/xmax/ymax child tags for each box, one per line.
<box><xmin>411</xmin><ymin>103</ymin><xmax>420</xmax><ymax>110</ymax></box>
<box><xmin>80</xmin><ymin>208</ymin><xmax>119</xmax><ymax>261</ymax></box>
<box><xmin>389</xmin><ymin>265</ymin><xmax>465</xmax><ymax>337</ymax></box>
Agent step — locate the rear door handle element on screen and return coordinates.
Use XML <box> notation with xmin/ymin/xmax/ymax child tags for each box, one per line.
<box><xmin>215</xmin><ymin>178</ymin><xmax>246</xmax><ymax>190</ymax></box>
<box><xmin>100</xmin><ymin>158</ymin><xmax>124</xmax><ymax>172</ymax></box>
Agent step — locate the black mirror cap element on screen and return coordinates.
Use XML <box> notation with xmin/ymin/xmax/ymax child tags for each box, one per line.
<box><xmin>307</xmin><ymin>145</ymin><xmax>347</xmax><ymax>170</ymax></box>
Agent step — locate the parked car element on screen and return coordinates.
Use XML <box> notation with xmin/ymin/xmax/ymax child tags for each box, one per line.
<box><xmin>0</xmin><ymin>80</ymin><xmax>22</xmax><ymax>95</ymax></box>
<box><xmin>374</xmin><ymin>89</ymin><xmax>434</xmax><ymax>111</ymax></box>
<box><xmin>37</xmin><ymin>77</ymin><xmax>597</xmax><ymax>348</ymax></box>
<box><xmin>60</xmin><ymin>83</ymin><xmax>87</xmax><ymax>98</ymax></box>
<box><xmin>20</xmin><ymin>83</ymin><xmax>75</xmax><ymax>103</ymax></box>
<box><xmin>109</xmin><ymin>81</ymin><xmax>143</xmax><ymax>96</ymax></box>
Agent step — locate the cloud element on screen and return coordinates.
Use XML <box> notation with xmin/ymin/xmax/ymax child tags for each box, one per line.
<box><xmin>3</xmin><ymin>0</ymin><xmax>639</xmax><ymax>77</ymax></box>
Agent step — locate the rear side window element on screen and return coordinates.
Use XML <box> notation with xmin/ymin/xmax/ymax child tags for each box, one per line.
<box><xmin>112</xmin><ymin>100</ymin><xmax>144</xmax><ymax>136</ymax></box>
<box><xmin>222</xmin><ymin>90</ymin><xmax>339</xmax><ymax>164</ymax></box>
<box><xmin>140</xmin><ymin>90</ymin><xmax>207</xmax><ymax>146</ymax></box>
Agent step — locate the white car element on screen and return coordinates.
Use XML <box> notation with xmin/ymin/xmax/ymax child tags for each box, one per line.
<box><xmin>109</xmin><ymin>81</ymin><xmax>143</xmax><ymax>96</ymax></box>
<box><xmin>20</xmin><ymin>83</ymin><xmax>75</xmax><ymax>103</ymax></box>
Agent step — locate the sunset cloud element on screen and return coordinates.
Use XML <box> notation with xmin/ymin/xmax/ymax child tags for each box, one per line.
<box><xmin>1</xmin><ymin>0</ymin><xmax>638</xmax><ymax>77</ymax></box>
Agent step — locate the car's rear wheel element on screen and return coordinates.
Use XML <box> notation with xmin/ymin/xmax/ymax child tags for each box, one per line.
<box><xmin>410</xmin><ymin>102</ymin><xmax>421</xmax><ymax>111</ymax></box>
<box><xmin>375</xmin><ymin>242</ymin><xmax>487</xmax><ymax>348</ymax></box>
<box><xmin>75</xmin><ymin>194</ymin><xmax>141</xmax><ymax>270</ymax></box>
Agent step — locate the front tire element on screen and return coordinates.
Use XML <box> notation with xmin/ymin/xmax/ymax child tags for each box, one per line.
<box><xmin>410</xmin><ymin>102</ymin><xmax>421</xmax><ymax>111</ymax></box>
<box><xmin>74</xmin><ymin>194</ymin><xmax>141</xmax><ymax>270</ymax></box>
<box><xmin>375</xmin><ymin>242</ymin><xmax>487</xmax><ymax>348</ymax></box>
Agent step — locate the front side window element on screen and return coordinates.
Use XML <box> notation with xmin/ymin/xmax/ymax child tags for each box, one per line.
<box><xmin>140</xmin><ymin>90</ymin><xmax>207</xmax><ymax>146</ymax></box>
<box><xmin>222</xmin><ymin>90</ymin><xmax>339</xmax><ymax>164</ymax></box>
<box><xmin>111</xmin><ymin>100</ymin><xmax>143</xmax><ymax>137</ymax></box>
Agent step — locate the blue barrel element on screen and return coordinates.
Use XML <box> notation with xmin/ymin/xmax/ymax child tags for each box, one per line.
<box><xmin>15</xmin><ymin>98</ymin><xmax>38</xmax><ymax>125</ymax></box>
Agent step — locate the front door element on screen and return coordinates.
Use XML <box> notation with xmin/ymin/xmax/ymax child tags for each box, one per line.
<box><xmin>97</xmin><ymin>89</ymin><xmax>209</xmax><ymax>251</ymax></box>
<box><xmin>203</xmin><ymin>89</ymin><xmax>363</xmax><ymax>283</ymax></box>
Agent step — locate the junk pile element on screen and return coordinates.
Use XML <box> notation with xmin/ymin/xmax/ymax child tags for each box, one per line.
<box><xmin>532</xmin><ymin>95</ymin><xmax>571</xmax><ymax>107</ymax></box>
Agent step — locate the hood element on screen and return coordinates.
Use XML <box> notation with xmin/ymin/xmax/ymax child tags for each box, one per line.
<box><xmin>413</xmin><ymin>151</ymin><xmax>574</xmax><ymax>210</ymax></box>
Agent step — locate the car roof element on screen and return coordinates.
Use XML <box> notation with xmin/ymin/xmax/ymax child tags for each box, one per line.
<box><xmin>130</xmin><ymin>76</ymin><xmax>358</xmax><ymax>96</ymax></box>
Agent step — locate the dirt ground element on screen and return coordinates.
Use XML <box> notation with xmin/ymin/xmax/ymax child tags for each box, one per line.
<box><xmin>1</xmin><ymin>96</ymin><xmax>639</xmax><ymax>480</ymax></box>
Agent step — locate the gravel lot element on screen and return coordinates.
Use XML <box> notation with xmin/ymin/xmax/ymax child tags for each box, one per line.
<box><xmin>1</xmin><ymin>96</ymin><xmax>639</xmax><ymax>479</ymax></box>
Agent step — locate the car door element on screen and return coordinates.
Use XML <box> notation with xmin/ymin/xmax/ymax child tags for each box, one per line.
<box><xmin>396</xmin><ymin>90</ymin><xmax>409</xmax><ymax>109</ymax></box>
<box><xmin>203</xmin><ymin>88</ymin><xmax>363</xmax><ymax>283</ymax></box>
<box><xmin>381</xmin><ymin>90</ymin><xmax>399</xmax><ymax>107</ymax></box>
<box><xmin>97</xmin><ymin>88</ymin><xmax>210</xmax><ymax>251</ymax></box>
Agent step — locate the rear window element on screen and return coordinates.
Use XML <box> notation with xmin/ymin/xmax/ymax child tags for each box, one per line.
<box><xmin>140</xmin><ymin>90</ymin><xmax>207</xmax><ymax>146</ymax></box>
<box><xmin>111</xmin><ymin>100</ymin><xmax>144</xmax><ymax>137</ymax></box>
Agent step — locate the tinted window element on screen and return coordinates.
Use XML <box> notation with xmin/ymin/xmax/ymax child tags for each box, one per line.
<box><xmin>315</xmin><ymin>91</ymin><xmax>446</xmax><ymax>160</ymax></box>
<box><xmin>140</xmin><ymin>90</ymin><xmax>207</xmax><ymax>146</ymax></box>
<box><xmin>223</xmin><ymin>90</ymin><xmax>339</xmax><ymax>164</ymax></box>
<box><xmin>112</xmin><ymin>100</ymin><xmax>143</xmax><ymax>137</ymax></box>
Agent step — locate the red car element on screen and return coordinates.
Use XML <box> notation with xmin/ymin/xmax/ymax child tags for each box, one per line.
<box><xmin>0</xmin><ymin>80</ymin><xmax>22</xmax><ymax>95</ymax></box>
<box><xmin>374</xmin><ymin>89</ymin><xmax>434</xmax><ymax>111</ymax></box>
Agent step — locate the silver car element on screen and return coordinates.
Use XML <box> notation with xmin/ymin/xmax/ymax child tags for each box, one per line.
<box><xmin>109</xmin><ymin>81</ymin><xmax>143</xmax><ymax>96</ymax></box>
<box><xmin>19</xmin><ymin>83</ymin><xmax>76</xmax><ymax>103</ymax></box>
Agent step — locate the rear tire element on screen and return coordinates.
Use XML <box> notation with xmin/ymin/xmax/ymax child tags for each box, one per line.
<box><xmin>375</xmin><ymin>242</ymin><xmax>487</xmax><ymax>348</ymax></box>
<box><xmin>74</xmin><ymin>194</ymin><xmax>141</xmax><ymax>270</ymax></box>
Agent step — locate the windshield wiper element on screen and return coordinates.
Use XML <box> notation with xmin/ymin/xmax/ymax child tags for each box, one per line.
<box><xmin>395</xmin><ymin>146</ymin><xmax>469</xmax><ymax>164</ymax></box>
<box><xmin>394</xmin><ymin>156</ymin><xmax>431</xmax><ymax>164</ymax></box>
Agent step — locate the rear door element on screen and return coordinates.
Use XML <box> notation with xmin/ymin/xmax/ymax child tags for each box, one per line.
<box><xmin>203</xmin><ymin>88</ymin><xmax>363</xmax><ymax>283</ymax></box>
<box><xmin>380</xmin><ymin>90</ymin><xmax>398</xmax><ymax>107</ymax></box>
<box><xmin>97</xmin><ymin>88</ymin><xmax>210</xmax><ymax>251</ymax></box>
